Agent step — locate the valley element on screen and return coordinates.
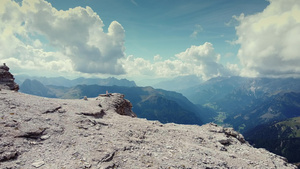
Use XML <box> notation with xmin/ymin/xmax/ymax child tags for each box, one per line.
<box><xmin>17</xmin><ymin>75</ymin><xmax>300</xmax><ymax>166</ymax></box>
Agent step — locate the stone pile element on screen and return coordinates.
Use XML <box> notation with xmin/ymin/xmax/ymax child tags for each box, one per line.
<box><xmin>0</xmin><ymin>63</ymin><xmax>19</xmax><ymax>91</ymax></box>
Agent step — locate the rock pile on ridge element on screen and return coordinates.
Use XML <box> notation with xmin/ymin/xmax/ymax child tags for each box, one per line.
<box><xmin>0</xmin><ymin>90</ymin><xmax>297</xmax><ymax>169</ymax></box>
<box><xmin>0</xmin><ymin>63</ymin><xmax>19</xmax><ymax>91</ymax></box>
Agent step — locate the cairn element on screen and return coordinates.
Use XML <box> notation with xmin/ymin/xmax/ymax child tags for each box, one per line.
<box><xmin>0</xmin><ymin>63</ymin><xmax>19</xmax><ymax>91</ymax></box>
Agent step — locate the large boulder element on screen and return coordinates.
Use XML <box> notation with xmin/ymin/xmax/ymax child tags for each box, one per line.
<box><xmin>0</xmin><ymin>63</ymin><xmax>19</xmax><ymax>91</ymax></box>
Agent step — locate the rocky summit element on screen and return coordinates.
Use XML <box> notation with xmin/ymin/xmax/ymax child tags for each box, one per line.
<box><xmin>0</xmin><ymin>90</ymin><xmax>297</xmax><ymax>169</ymax></box>
<box><xmin>0</xmin><ymin>63</ymin><xmax>19</xmax><ymax>91</ymax></box>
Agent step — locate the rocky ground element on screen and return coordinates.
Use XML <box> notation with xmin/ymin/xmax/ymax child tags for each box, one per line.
<box><xmin>0</xmin><ymin>90</ymin><xmax>297</xmax><ymax>169</ymax></box>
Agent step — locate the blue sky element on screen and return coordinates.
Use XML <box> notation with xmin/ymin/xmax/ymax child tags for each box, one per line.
<box><xmin>1</xmin><ymin>0</ymin><xmax>300</xmax><ymax>84</ymax></box>
<box><xmin>49</xmin><ymin>0</ymin><xmax>268</xmax><ymax>63</ymax></box>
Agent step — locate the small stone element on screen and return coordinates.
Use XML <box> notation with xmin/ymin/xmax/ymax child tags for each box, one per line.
<box><xmin>58</xmin><ymin>109</ymin><xmax>66</xmax><ymax>113</ymax></box>
<box><xmin>220</xmin><ymin>146</ymin><xmax>227</xmax><ymax>151</ymax></box>
<box><xmin>166</xmin><ymin>145</ymin><xmax>173</xmax><ymax>149</ymax></box>
<box><xmin>41</xmin><ymin>135</ymin><xmax>50</xmax><ymax>140</ymax></box>
<box><xmin>83</xmin><ymin>162</ymin><xmax>91</xmax><ymax>168</ymax></box>
<box><xmin>30</xmin><ymin>141</ymin><xmax>39</xmax><ymax>145</ymax></box>
<box><xmin>32</xmin><ymin>160</ymin><xmax>45</xmax><ymax>168</ymax></box>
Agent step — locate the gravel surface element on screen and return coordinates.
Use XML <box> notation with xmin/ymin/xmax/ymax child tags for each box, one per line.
<box><xmin>0</xmin><ymin>90</ymin><xmax>297</xmax><ymax>169</ymax></box>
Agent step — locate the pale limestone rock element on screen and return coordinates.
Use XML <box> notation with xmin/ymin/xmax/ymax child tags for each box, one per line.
<box><xmin>0</xmin><ymin>90</ymin><xmax>297</xmax><ymax>169</ymax></box>
<box><xmin>31</xmin><ymin>160</ymin><xmax>45</xmax><ymax>168</ymax></box>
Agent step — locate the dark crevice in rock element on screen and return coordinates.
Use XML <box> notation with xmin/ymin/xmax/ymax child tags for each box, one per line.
<box><xmin>16</xmin><ymin>128</ymin><xmax>47</xmax><ymax>139</ymax></box>
<box><xmin>219</xmin><ymin>139</ymin><xmax>232</xmax><ymax>146</ymax></box>
<box><xmin>101</xmin><ymin>151</ymin><xmax>116</xmax><ymax>162</ymax></box>
<box><xmin>97</xmin><ymin>121</ymin><xmax>109</xmax><ymax>126</ymax></box>
<box><xmin>43</xmin><ymin>106</ymin><xmax>62</xmax><ymax>114</ymax></box>
<box><xmin>77</xmin><ymin>109</ymin><xmax>106</xmax><ymax>119</ymax></box>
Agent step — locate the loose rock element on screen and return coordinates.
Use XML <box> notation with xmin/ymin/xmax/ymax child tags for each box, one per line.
<box><xmin>31</xmin><ymin>160</ymin><xmax>45</xmax><ymax>168</ymax></box>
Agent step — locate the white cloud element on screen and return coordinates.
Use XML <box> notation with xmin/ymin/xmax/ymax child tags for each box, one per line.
<box><xmin>33</xmin><ymin>39</ymin><xmax>42</xmax><ymax>48</ymax></box>
<box><xmin>175</xmin><ymin>42</ymin><xmax>235</xmax><ymax>80</ymax></box>
<box><xmin>123</xmin><ymin>55</ymin><xmax>192</xmax><ymax>78</ymax></box>
<box><xmin>123</xmin><ymin>42</ymin><xmax>235</xmax><ymax>80</ymax></box>
<box><xmin>190</xmin><ymin>24</ymin><xmax>203</xmax><ymax>38</ymax></box>
<box><xmin>236</xmin><ymin>0</ymin><xmax>300</xmax><ymax>78</ymax></box>
<box><xmin>153</xmin><ymin>54</ymin><xmax>162</xmax><ymax>61</ymax></box>
<box><xmin>0</xmin><ymin>0</ymin><xmax>126</xmax><ymax>75</ymax></box>
<box><xmin>226</xmin><ymin>63</ymin><xmax>240</xmax><ymax>76</ymax></box>
<box><xmin>176</xmin><ymin>42</ymin><xmax>219</xmax><ymax>63</ymax></box>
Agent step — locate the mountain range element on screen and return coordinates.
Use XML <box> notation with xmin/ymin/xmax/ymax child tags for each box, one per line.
<box><xmin>181</xmin><ymin>76</ymin><xmax>300</xmax><ymax>132</ymax></box>
<box><xmin>19</xmin><ymin>75</ymin><xmax>300</xmax><ymax>132</ymax></box>
<box><xmin>153</xmin><ymin>75</ymin><xmax>203</xmax><ymax>91</ymax></box>
<box><xmin>19</xmin><ymin>78</ymin><xmax>203</xmax><ymax>126</ymax></box>
<box><xmin>17</xmin><ymin>75</ymin><xmax>300</xmax><ymax>166</ymax></box>
<box><xmin>20</xmin><ymin>79</ymin><xmax>56</xmax><ymax>98</ymax></box>
<box><xmin>15</xmin><ymin>75</ymin><xmax>136</xmax><ymax>87</ymax></box>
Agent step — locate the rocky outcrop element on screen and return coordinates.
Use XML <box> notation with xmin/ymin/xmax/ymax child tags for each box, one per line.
<box><xmin>0</xmin><ymin>89</ymin><xmax>297</xmax><ymax>169</ymax></box>
<box><xmin>98</xmin><ymin>93</ymin><xmax>136</xmax><ymax>117</ymax></box>
<box><xmin>0</xmin><ymin>63</ymin><xmax>19</xmax><ymax>91</ymax></box>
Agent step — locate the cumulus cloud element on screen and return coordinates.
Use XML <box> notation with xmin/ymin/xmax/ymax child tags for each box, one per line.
<box><xmin>176</xmin><ymin>42</ymin><xmax>220</xmax><ymax>63</ymax></box>
<box><xmin>123</xmin><ymin>55</ymin><xmax>193</xmax><ymax>78</ymax></box>
<box><xmin>153</xmin><ymin>54</ymin><xmax>162</xmax><ymax>61</ymax></box>
<box><xmin>235</xmin><ymin>0</ymin><xmax>300</xmax><ymax>78</ymax></box>
<box><xmin>175</xmin><ymin>42</ymin><xmax>232</xmax><ymax>79</ymax></box>
<box><xmin>0</xmin><ymin>0</ymin><xmax>126</xmax><ymax>75</ymax></box>
<box><xmin>123</xmin><ymin>42</ymin><xmax>234</xmax><ymax>80</ymax></box>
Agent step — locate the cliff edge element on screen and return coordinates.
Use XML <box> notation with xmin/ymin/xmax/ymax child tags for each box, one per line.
<box><xmin>0</xmin><ymin>90</ymin><xmax>297</xmax><ymax>168</ymax></box>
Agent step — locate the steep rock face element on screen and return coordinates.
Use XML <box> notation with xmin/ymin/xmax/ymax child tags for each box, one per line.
<box><xmin>0</xmin><ymin>63</ymin><xmax>19</xmax><ymax>91</ymax></box>
<box><xmin>0</xmin><ymin>90</ymin><xmax>297</xmax><ymax>169</ymax></box>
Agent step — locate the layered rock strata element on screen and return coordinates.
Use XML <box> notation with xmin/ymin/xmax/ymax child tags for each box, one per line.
<box><xmin>0</xmin><ymin>63</ymin><xmax>19</xmax><ymax>91</ymax></box>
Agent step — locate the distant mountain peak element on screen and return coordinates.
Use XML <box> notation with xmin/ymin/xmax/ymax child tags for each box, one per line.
<box><xmin>15</xmin><ymin>75</ymin><xmax>137</xmax><ymax>88</ymax></box>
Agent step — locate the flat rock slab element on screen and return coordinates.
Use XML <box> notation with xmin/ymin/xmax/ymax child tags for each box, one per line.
<box><xmin>31</xmin><ymin>160</ymin><xmax>45</xmax><ymax>168</ymax></box>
